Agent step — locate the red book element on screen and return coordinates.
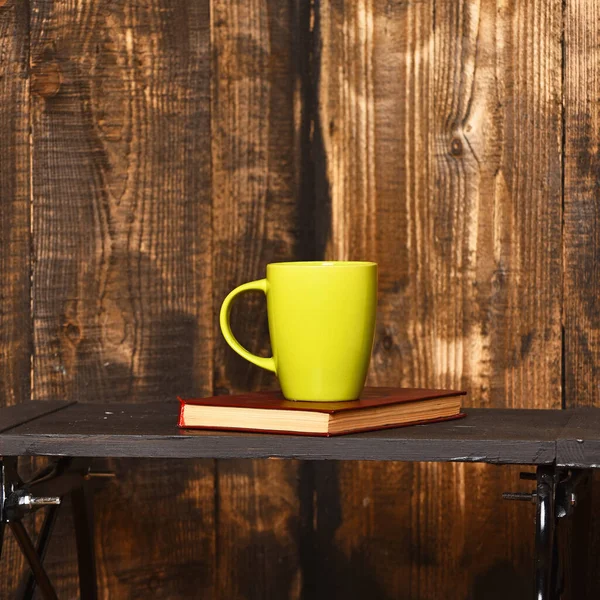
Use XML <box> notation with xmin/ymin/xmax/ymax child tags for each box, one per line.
<box><xmin>178</xmin><ymin>387</ymin><xmax>466</xmax><ymax>437</ymax></box>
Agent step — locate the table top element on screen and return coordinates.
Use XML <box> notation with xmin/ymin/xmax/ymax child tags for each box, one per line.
<box><xmin>557</xmin><ymin>409</ymin><xmax>600</xmax><ymax>468</ymax></box>
<box><xmin>2</xmin><ymin>400</ymin><xmax>593</xmax><ymax>464</ymax></box>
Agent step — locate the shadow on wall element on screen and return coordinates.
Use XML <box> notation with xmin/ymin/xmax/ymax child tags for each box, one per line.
<box><xmin>59</xmin><ymin>246</ymin><xmax>207</xmax><ymax>403</ymax></box>
<box><xmin>300</xmin><ymin>462</ymin><xmax>532</xmax><ymax>600</ymax></box>
<box><xmin>142</xmin><ymin>310</ymin><xmax>201</xmax><ymax>400</ymax></box>
<box><xmin>470</xmin><ymin>560</ymin><xmax>531</xmax><ymax>600</ymax></box>
<box><xmin>299</xmin><ymin>462</ymin><xmax>400</xmax><ymax>600</ymax></box>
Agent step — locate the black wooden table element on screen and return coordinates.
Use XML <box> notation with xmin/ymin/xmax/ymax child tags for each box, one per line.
<box><xmin>1</xmin><ymin>401</ymin><xmax>599</xmax><ymax>600</ymax></box>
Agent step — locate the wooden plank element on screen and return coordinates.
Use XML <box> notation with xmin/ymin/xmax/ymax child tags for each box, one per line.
<box><xmin>555</xmin><ymin>411</ymin><xmax>597</xmax><ymax>599</ymax></box>
<box><xmin>314</xmin><ymin>0</ymin><xmax>563</xmax><ymax>597</ymax></box>
<box><xmin>0</xmin><ymin>400</ymin><xmax>74</xmax><ymax>433</ymax></box>
<box><xmin>0</xmin><ymin>404</ymin><xmax>568</xmax><ymax>463</ymax></box>
<box><xmin>0</xmin><ymin>2</ymin><xmax>33</xmax><ymax>595</ymax></box>
<box><xmin>564</xmin><ymin>3</ymin><xmax>600</xmax><ymax>595</ymax></box>
<box><xmin>29</xmin><ymin>1</ymin><xmax>215</xmax><ymax>597</ymax></box>
<box><xmin>0</xmin><ymin>0</ymin><xmax>31</xmax><ymax>411</ymax></box>
<box><xmin>556</xmin><ymin>469</ymin><xmax>593</xmax><ymax>600</ymax></box>
<box><xmin>210</xmin><ymin>0</ymin><xmax>303</xmax><ymax>597</ymax></box>
<box><xmin>564</xmin><ymin>0</ymin><xmax>600</xmax><ymax>407</ymax></box>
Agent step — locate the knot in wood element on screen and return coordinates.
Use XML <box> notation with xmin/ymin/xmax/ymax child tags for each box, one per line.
<box><xmin>31</xmin><ymin>62</ymin><xmax>62</xmax><ymax>98</ymax></box>
<box><xmin>450</xmin><ymin>137</ymin><xmax>463</xmax><ymax>156</ymax></box>
<box><xmin>382</xmin><ymin>334</ymin><xmax>394</xmax><ymax>351</ymax></box>
<box><xmin>64</xmin><ymin>322</ymin><xmax>81</xmax><ymax>344</ymax></box>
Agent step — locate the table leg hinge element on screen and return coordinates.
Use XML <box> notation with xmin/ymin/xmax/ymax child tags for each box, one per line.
<box><xmin>502</xmin><ymin>469</ymin><xmax>582</xmax><ymax>519</ymax></box>
<box><xmin>1</xmin><ymin>457</ymin><xmax>106</xmax><ymax>600</ymax></box>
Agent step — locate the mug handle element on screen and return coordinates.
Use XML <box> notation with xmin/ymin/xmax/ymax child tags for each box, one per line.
<box><xmin>219</xmin><ymin>279</ymin><xmax>276</xmax><ymax>373</ymax></box>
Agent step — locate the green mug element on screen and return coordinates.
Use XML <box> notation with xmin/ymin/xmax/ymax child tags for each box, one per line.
<box><xmin>219</xmin><ymin>261</ymin><xmax>378</xmax><ymax>401</ymax></box>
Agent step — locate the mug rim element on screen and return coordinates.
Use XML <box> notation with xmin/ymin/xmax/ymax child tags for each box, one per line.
<box><xmin>268</xmin><ymin>261</ymin><xmax>377</xmax><ymax>268</ymax></box>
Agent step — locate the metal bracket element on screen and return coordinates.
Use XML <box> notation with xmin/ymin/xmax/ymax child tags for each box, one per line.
<box><xmin>0</xmin><ymin>457</ymin><xmax>111</xmax><ymax>600</ymax></box>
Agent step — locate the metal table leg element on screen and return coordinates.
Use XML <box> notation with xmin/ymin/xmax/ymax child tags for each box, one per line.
<box><xmin>10</xmin><ymin>519</ymin><xmax>59</xmax><ymax>600</ymax></box>
<box><xmin>0</xmin><ymin>457</ymin><xmax>15</xmax><ymax>562</ymax></box>
<box><xmin>535</xmin><ymin>466</ymin><xmax>558</xmax><ymax>600</ymax></box>
<box><xmin>17</xmin><ymin>503</ymin><xmax>60</xmax><ymax>600</ymax></box>
<box><xmin>505</xmin><ymin>466</ymin><xmax>591</xmax><ymax>600</ymax></box>
<box><xmin>1</xmin><ymin>457</ymin><xmax>108</xmax><ymax>600</ymax></box>
<box><xmin>71</xmin><ymin>485</ymin><xmax>98</xmax><ymax>600</ymax></box>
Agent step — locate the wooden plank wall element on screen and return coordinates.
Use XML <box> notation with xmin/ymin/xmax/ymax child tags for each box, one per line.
<box><xmin>564</xmin><ymin>0</ymin><xmax>600</xmax><ymax>595</ymax></box>
<box><xmin>311</xmin><ymin>1</ymin><xmax>562</xmax><ymax>598</ymax></box>
<box><xmin>211</xmin><ymin>0</ymin><xmax>303</xmax><ymax>598</ymax></box>
<box><xmin>0</xmin><ymin>0</ymin><xmax>598</xmax><ymax>598</ymax></box>
<box><xmin>0</xmin><ymin>0</ymin><xmax>34</xmax><ymax>591</ymax></box>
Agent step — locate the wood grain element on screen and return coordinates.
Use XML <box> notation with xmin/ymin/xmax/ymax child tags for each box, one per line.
<box><xmin>0</xmin><ymin>403</ymin><xmax>570</xmax><ymax>463</ymax></box>
<box><xmin>0</xmin><ymin>1</ymin><xmax>32</xmax><ymax>593</ymax></box>
<box><xmin>314</xmin><ymin>0</ymin><xmax>562</xmax><ymax>597</ymax></box>
<box><xmin>0</xmin><ymin>400</ymin><xmax>73</xmax><ymax>433</ymax></box>
<box><xmin>0</xmin><ymin>0</ymin><xmax>30</xmax><ymax>411</ymax></box>
<box><xmin>564</xmin><ymin>2</ymin><xmax>600</xmax><ymax>595</ymax></box>
<box><xmin>564</xmin><ymin>0</ymin><xmax>600</xmax><ymax>407</ymax></box>
<box><xmin>29</xmin><ymin>0</ymin><xmax>215</xmax><ymax>597</ymax></box>
<box><xmin>0</xmin><ymin>0</ymin><xmax>594</xmax><ymax>597</ymax></box>
<box><xmin>211</xmin><ymin>0</ymin><xmax>302</xmax><ymax>597</ymax></box>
